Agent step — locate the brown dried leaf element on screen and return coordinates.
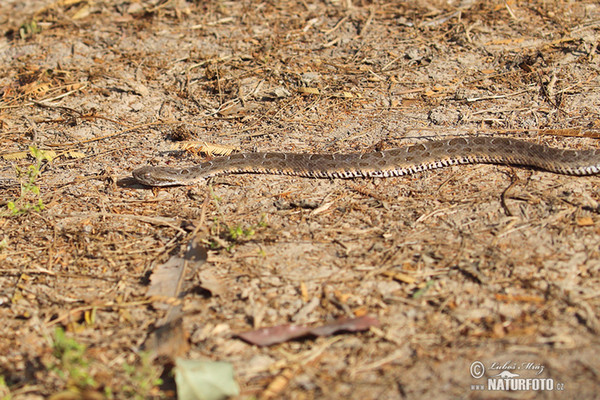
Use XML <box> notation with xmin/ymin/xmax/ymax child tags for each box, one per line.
<box><xmin>381</xmin><ymin>270</ymin><xmax>416</xmax><ymax>284</ymax></box>
<box><xmin>146</xmin><ymin>238</ymin><xmax>207</xmax><ymax>305</ymax></box>
<box><xmin>71</xmin><ymin>4</ymin><xmax>91</xmax><ymax>20</ymax></box>
<box><xmin>238</xmin><ymin>324</ymin><xmax>311</xmax><ymax>346</ymax></box>
<box><xmin>1</xmin><ymin>151</ymin><xmax>28</xmax><ymax>160</ymax></box>
<box><xmin>66</xmin><ymin>150</ymin><xmax>86</xmax><ymax>159</ymax></box>
<box><xmin>142</xmin><ymin>316</ymin><xmax>190</xmax><ymax>360</ymax></box>
<box><xmin>310</xmin><ymin>315</ymin><xmax>380</xmax><ymax>336</ymax></box>
<box><xmin>237</xmin><ymin>315</ymin><xmax>380</xmax><ymax>346</ymax></box>
<box><xmin>170</xmin><ymin>141</ymin><xmax>237</xmax><ymax>156</ymax></box>
<box><xmin>298</xmin><ymin>87</ymin><xmax>320</xmax><ymax>95</ymax></box>
<box><xmin>146</xmin><ymin>256</ymin><xmax>185</xmax><ymax>307</ymax></box>
<box><xmin>197</xmin><ymin>269</ymin><xmax>225</xmax><ymax>297</ymax></box>
<box><xmin>577</xmin><ymin>217</ymin><xmax>594</xmax><ymax>227</ymax></box>
<box><xmin>185</xmin><ymin>238</ymin><xmax>208</xmax><ymax>263</ymax></box>
<box><xmin>143</xmin><ymin>237</ymin><xmax>209</xmax><ymax>358</ymax></box>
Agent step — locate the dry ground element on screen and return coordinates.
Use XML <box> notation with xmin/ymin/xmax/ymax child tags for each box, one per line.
<box><xmin>1</xmin><ymin>0</ymin><xmax>600</xmax><ymax>398</ymax></box>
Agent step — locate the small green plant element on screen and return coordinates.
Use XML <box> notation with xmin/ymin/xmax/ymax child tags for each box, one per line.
<box><xmin>3</xmin><ymin>146</ymin><xmax>52</xmax><ymax>216</ymax></box>
<box><xmin>227</xmin><ymin>224</ymin><xmax>255</xmax><ymax>241</ymax></box>
<box><xmin>412</xmin><ymin>279</ymin><xmax>435</xmax><ymax>299</ymax></box>
<box><xmin>121</xmin><ymin>352</ymin><xmax>163</xmax><ymax>399</ymax></box>
<box><xmin>222</xmin><ymin>217</ymin><xmax>268</xmax><ymax>251</ymax></box>
<box><xmin>0</xmin><ymin>375</ymin><xmax>11</xmax><ymax>400</ymax></box>
<box><xmin>19</xmin><ymin>20</ymin><xmax>41</xmax><ymax>39</ymax></box>
<box><xmin>48</xmin><ymin>328</ymin><xmax>163</xmax><ymax>398</ymax></box>
<box><xmin>208</xmin><ymin>186</ymin><xmax>268</xmax><ymax>250</ymax></box>
<box><xmin>226</xmin><ymin>214</ymin><xmax>267</xmax><ymax>247</ymax></box>
<box><xmin>48</xmin><ymin>327</ymin><xmax>96</xmax><ymax>390</ymax></box>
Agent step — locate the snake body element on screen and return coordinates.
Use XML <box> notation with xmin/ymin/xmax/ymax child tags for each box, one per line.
<box><xmin>132</xmin><ymin>137</ymin><xmax>600</xmax><ymax>186</ymax></box>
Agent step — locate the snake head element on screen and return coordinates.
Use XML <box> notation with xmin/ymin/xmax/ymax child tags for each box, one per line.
<box><xmin>132</xmin><ymin>166</ymin><xmax>189</xmax><ymax>187</ymax></box>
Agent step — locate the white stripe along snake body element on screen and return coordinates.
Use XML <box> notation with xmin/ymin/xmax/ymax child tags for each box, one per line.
<box><xmin>132</xmin><ymin>137</ymin><xmax>600</xmax><ymax>186</ymax></box>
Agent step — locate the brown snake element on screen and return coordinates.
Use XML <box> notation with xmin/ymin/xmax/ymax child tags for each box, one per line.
<box><xmin>132</xmin><ymin>137</ymin><xmax>600</xmax><ymax>187</ymax></box>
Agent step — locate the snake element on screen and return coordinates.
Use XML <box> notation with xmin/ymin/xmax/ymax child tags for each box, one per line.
<box><xmin>132</xmin><ymin>137</ymin><xmax>600</xmax><ymax>187</ymax></box>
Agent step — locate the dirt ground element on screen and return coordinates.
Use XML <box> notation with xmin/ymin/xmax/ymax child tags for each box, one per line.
<box><xmin>1</xmin><ymin>0</ymin><xmax>600</xmax><ymax>398</ymax></box>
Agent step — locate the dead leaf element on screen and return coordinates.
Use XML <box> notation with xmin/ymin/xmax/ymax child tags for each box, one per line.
<box><xmin>238</xmin><ymin>324</ymin><xmax>311</xmax><ymax>346</ymax></box>
<box><xmin>71</xmin><ymin>4</ymin><xmax>91</xmax><ymax>20</ymax></box>
<box><xmin>175</xmin><ymin>358</ymin><xmax>239</xmax><ymax>400</ymax></box>
<box><xmin>146</xmin><ymin>237</ymin><xmax>207</xmax><ymax>307</ymax></box>
<box><xmin>262</xmin><ymin>368</ymin><xmax>298</xmax><ymax>400</ymax></box>
<box><xmin>146</xmin><ymin>257</ymin><xmax>185</xmax><ymax>308</ymax></box>
<box><xmin>197</xmin><ymin>270</ymin><xmax>225</xmax><ymax>296</ymax></box>
<box><xmin>381</xmin><ymin>270</ymin><xmax>416</xmax><ymax>284</ymax></box>
<box><xmin>170</xmin><ymin>141</ymin><xmax>237</xmax><ymax>156</ymax></box>
<box><xmin>143</xmin><ymin>237</ymin><xmax>208</xmax><ymax>359</ymax></box>
<box><xmin>142</xmin><ymin>316</ymin><xmax>190</xmax><ymax>359</ymax></box>
<box><xmin>310</xmin><ymin>315</ymin><xmax>380</xmax><ymax>336</ymax></box>
<box><xmin>298</xmin><ymin>87</ymin><xmax>320</xmax><ymax>95</ymax></box>
<box><xmin>237</xmin><ymin>315</ymin><xmax>380</xmax><ymax>346</ymax></box>
<box><xmin>1</xmin><ymin>151</ymin><xmax>29</xmax><ymax>161</ymax></box>
<box><xmin>66</xmin><ymin>150</ymin><xmax>86</xmax><ymax>159</ymax></box>
<box><xmin>577</xmin><ymin>217</ymin><xmax>594</xmax><ymax>226</ymax></box>
<box><xmin>185</xmin><ymin>238</ymin><xmax>208</xmax><ymax>263</ymax></box>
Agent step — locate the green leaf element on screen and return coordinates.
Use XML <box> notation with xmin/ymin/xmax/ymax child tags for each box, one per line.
<box><xmin>29</xmin><ymin>145</ymin><xmax>54</xmax><ymax>162</ymax></box>
<box><xmin>29</xmin><ymin>146</ymin><xmax>41</xmax><ymax>159</ymax></box>
<box><xmin>175</xmin><ymin>358</ymin><xmax>239</xmax><ymax>400</ymax></box>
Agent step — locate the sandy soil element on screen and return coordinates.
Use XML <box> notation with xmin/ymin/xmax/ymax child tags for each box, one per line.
<box><xmin>1</xmin><ymin>0</ymin><xmax>600</xmax><ymax>398</ymax></box>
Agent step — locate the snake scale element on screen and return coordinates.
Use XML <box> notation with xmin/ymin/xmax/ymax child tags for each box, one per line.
<box><xmin>132</xmin><ymin>137</ymin><xmax>600</xmax><ymax>186</ymax></box>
